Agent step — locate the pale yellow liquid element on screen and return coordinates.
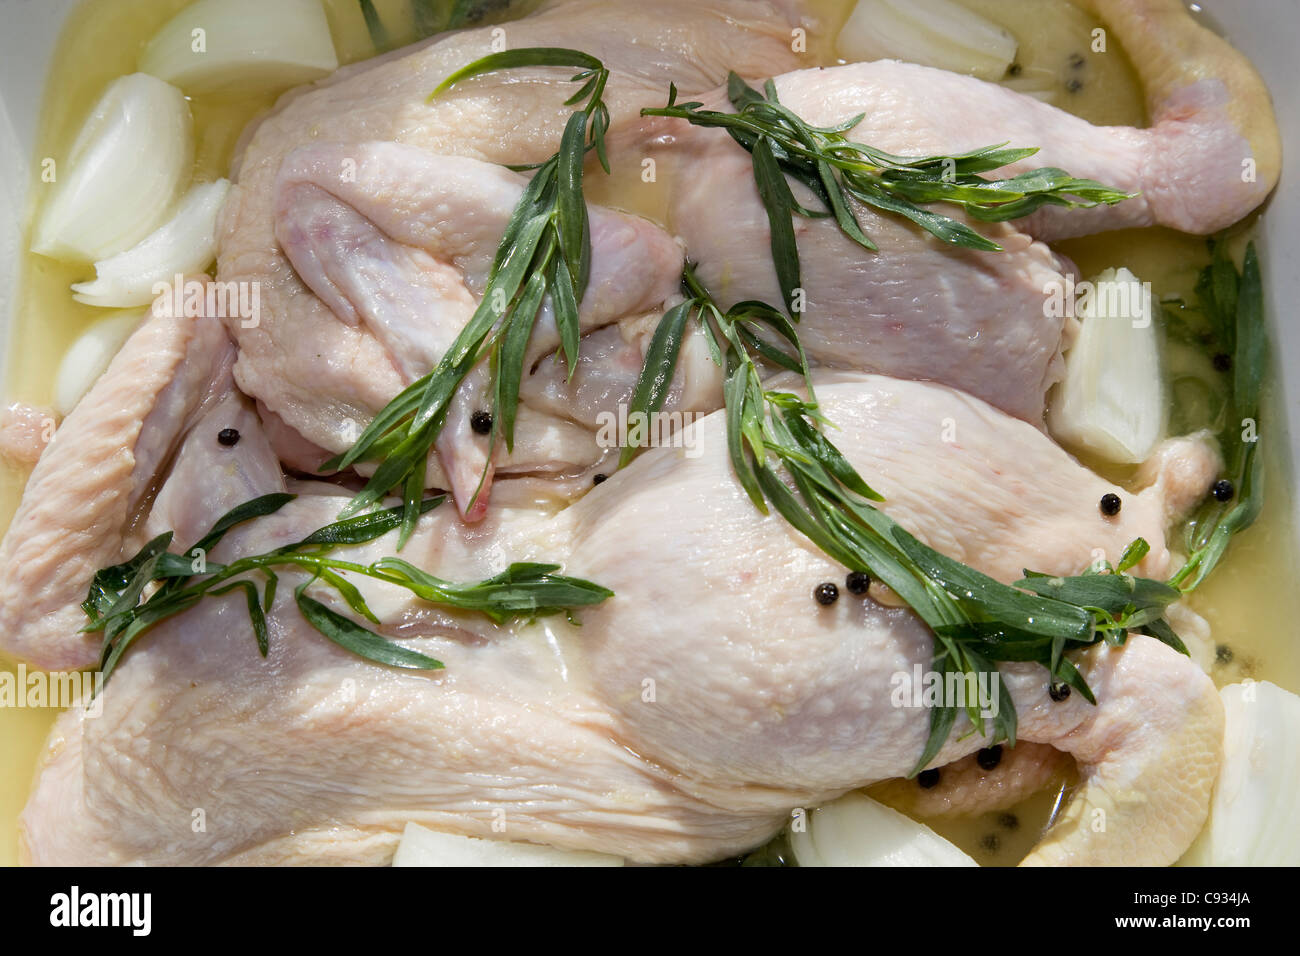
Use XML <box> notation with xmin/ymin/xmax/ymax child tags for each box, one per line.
<box><xmin>1</xmin><ymin>0</ymin><xmax>1294</xmax><ymax>867</ymax></box>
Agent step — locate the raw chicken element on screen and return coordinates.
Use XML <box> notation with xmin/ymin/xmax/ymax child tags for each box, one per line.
<box><xmin>868</xmin><ymin>742</ymin><xmax>1071</xmax><ymax>819</ymax></box>
<box><xmin>0</xmin><ymin>403</ymin><xmax>54</xmax><ymax>466</ymax></box>
<box><xmin>218</xmin><ymin>0</ymin><xmax>1278</xmax><ymax>498</ymax></box>
<box><xmin>649</xmin><ymin>127</ymin><xmax>1071</xmax><ymax>421</ymax></box>
<box><xmin>625</xmin><ymin>0</ymin><xmax>1278</xmax><ymax>421</ymax></box>
<box><xmin>5</xmin><ymin>0</ymin><xmax>1261</xmax><ymax>870</ymax></box>
<box><xmin>0</xmin><ymin>300</ymin><xmax>234</xmax><ymax>672</ymax></box>
<box><xmin>145</xmin><ymin>390</ymin><xmax>286</xmax><ymax>548</ymax></box>
<box><xmin>1018</xmin><ymin>638</ymin><xmax>1223</xmax><ymax>866</ymax></box>
<box><xmin>272</xmin><ymin>141</ymin><xmax>684</xmax><ymax>518</ymax></box>
<box><xmin>218</xmin><ymin>0</ymin><xmax>802</xmax><ymax>508</ymax></box>
<box><xmin>19</xmin><ymin>373</ymin><xmax>1222</xmax><ymax>866</ymax></box>
<box><xmin>1061</xmin><ymin>0</ymin><xmax>1280</xmax><ymax>237</ymax></box>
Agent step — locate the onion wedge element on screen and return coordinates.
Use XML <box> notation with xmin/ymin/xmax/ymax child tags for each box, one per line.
<box><xmin>139</xmin><ymin>0</ymin><xmax>340</xmax><ymax>95</ymax></box>
<box><xmin>1049</xmin><ymin>267</ymin><xmax>1166</xmax><ymax>464</ymax></box>
<box><xmin>54</xmin><ymin>310</ymin><xmax>146</xmax><ymax>416</ymax></box>
<box><xmin>789</xmin><ymin>792</ymin><xmax>977</xmax><ymax>866</ymax></box>
<box><xmin>71</xmin><ymin>180</ymin><xmax>230</xmax><ymax>308</ymax></box>
<box><xmin>31</xmin><ymin>74</ymin><xmax>193</xmax><ymax>263</ymax></box>
<box><xmin>1182</xmin><ymin>681</ymin><xmax>1300</xmax><ymax>866</ymax></box>
<box><xmin>836</xmin><ymin>0</ymin><xmax>1018</xmax><ymax>82</ymax></box>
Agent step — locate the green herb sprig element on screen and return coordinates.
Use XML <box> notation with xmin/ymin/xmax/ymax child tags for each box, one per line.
<box><xmin>82</xmin><ymin>493</ymin><xmax>612</xmax><ymax>690</ymax></box>
<box><xmin>322</xmin><ymin>48</ymin><xmax>612</xmax><ymax>546</ymax></box>
<box><xmin>642</xmin><ymin>74</ymin><xmax>1134</xmax><ymax>314</ymax></box>
<box><xmin>358</xmin><ymin>0</ymin><xmax>392</xmax><ymax>52</ymax></box>
<box><xmin>1168</xmin><ymin>240</ymin><xmax>1268</xmax><ymax>591</ymax></box>
<box><xmin>627</xmin><ymin>266</ymin><xmax>1187</xmax><ymax>773</ymax></box>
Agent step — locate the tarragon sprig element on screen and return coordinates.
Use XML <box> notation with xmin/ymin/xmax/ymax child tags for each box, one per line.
<box><xmin>82</xmin><ymin>493</ymin><xmax>612</xmax><ymax>690</ymax></box>
<box><xmin>642</xmin><ymin>74</ymin><xmax>1134</xmax><ymax>315</ymax></box>
<box><xmin>322</xmin><ymin>48</ymin><xmax>612</xmax><ymax>546</ymax></box>
<box><xmin>1168</xmin><ymin>240</ymin><xmax>1267</xmax><ymax>592</ymax></box>
<box><xmin>627</xmin><ymin>266</ymin><xmax>1186</xmax><ymax>773</ymax></box>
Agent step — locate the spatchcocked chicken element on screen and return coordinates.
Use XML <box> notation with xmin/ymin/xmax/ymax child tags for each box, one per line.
<box><xmin>1</xmin><ymin>0</ymin><xmax>1284</xmax><ymax>866</ymax></box>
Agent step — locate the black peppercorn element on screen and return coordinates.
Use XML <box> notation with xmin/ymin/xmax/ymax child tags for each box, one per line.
<box><xmin>470</xmin><ymin>411</ymin><xmax>493</xmax><ymax>435</ymax></box>
<box><xmin>976</xmin><ymin>745</ymin><xmax>1003</xmax><ymax>770</ymax></box>
<box><xmin>1049</xmin><ymin>682</ymin><xmax>1071</xmax><ymax>702</ymax></box>
<box><xmin>813</xmin><ymin>582</ymin><xmax>839</xmax><ymax>606</ymax></box>
<box><xmin>1212</xmin><ymin>479</ymin><xmax>1235</xmax><ymax>502</ymax></box>
<box><xmin>217</xmin><ymin>428</ymin><xmax>240</xmax><ymax>447</ymax></box>
<box><xmin>592</xmin><ymin>473</ymin><xmax>607</xmax><ymax>485</ymax></box>
<box><xmin>845</xmin><ymin>571</ymin><xmax>871</xmax><ymax>595</ymax></box>
<box><xmin>1099</xmin><ymin>492</ymin><xmax>1122</xmax><ymax>517</ymax></box>
<box><xmin>1212</xmin><ymin>352</ymin><xmax>1232</xmax><ymax>372</ymax></box>
<box><xmin>917</xmin><ymin>768</ymin><xmax>940</xmax><ymax>789</ymax></box>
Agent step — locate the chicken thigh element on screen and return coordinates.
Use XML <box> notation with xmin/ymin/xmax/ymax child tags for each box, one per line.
<box><xmin>626</xmin><ymin>0</ymin><xmax>1278</xmax><ymax>422</ymax></box>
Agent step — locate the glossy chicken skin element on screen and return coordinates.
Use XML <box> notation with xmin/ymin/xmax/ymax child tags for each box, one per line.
<box><xmin>0</xmin><ymin>304</ymin><xmax>232</xmax><ymax>672</ymax></box>
<box><xmin>273</xmin><ymin>141</ymin><xmax>684</xmax><ymax>518</ymax></box>
<box><xmin>8</xmin><ymin>0</ymin><xmax>1264</xmax><ymax>867</ymax></box>
<box><xmin>627</xmin><ymin>0</ymin><xmax>1278</xmax><ymax>422</ymax></box>
<box><xmin>218</xmin><ymin>0</ymin><xmax>801</xmax><ymax>510</ymax></box>
<box><xmin>20</xmin><ymin>374</ymin><xmax>1221</xmax><ymax>866</ymax></box>
<box><xmin>222</xmin><ymin>0</ymin><xmax>1279</xmax><ymax>489</ymax></box>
